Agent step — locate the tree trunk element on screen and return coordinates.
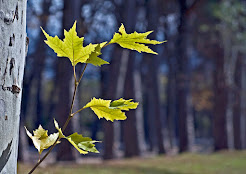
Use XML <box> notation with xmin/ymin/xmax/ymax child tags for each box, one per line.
<box><xmin>145</xmin><ymin>0</ymin><xmax>165</xmax><ymax>154</ymax></box>
<box><xmin>123</xmin><ymin>52</ymin><xmax>140</xmax><ymax>157</ymax></box>
<box><xmin>233</xmin><ymin>55</ymin><xmax>242</xmax><ymax>149</ymax></box>
<box><xmin>176</xmin><ymin>0</ymin><xmax>190</xmax><ymax>152</ymax></box>
<box><xmin>241</xmin><ymin>57</ymin><xmax>246</xmax><ymax>149</ymax></box>
<box><xmin>213</xmin><ymin>45</ymin><xmax>228</xmax><ymax>150</ymax></box>
<box><xmin>33</xmin><ymin>0</ymin><xmax>51</xmax><ymax>128</ymax></box>
<box><xmin>102</xmin><ymin>46</ymin><xmax>128</xmax><ymax>159</ymax></box>
<box><xmin>0</xmin><ymin>0</ymin><xmax>27</xmax><ymax>173</ymax></box>
<box><xmin>121</xmin><ymin>0</ymin><xmax>142</xmax><ymax>158</ymax></box>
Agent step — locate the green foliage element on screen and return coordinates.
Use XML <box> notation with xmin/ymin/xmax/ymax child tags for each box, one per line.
<box><xmin>83</xmin><ymin>98</ymin><xmax>138</xmax><ymax>121</ymax></box>
<box><xmin>26</xmin><ymin>21</ymin><xmax>165</xmax><ymax>173</ymax></box>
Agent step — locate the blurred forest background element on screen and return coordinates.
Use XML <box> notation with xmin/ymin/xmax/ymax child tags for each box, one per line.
<box><xmin>18</xmin><ymin>0</ymin><xmax>246</xmax><ymax>164</ymax></box>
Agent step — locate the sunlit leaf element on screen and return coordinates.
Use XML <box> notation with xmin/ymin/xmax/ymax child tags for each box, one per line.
<box><xmin>42</xmin><ymin>21</ymin><xmax>97</xmax><ymax>66</ymax></box>
<box><xmin>83</xmin><ymin>98</ymin><xmax>139</xmax><ymax>122</ymax></box>
<box><xmin>86</xmin><ymin>42</ymin><xmax>109</xmax><ymax>66</ymax></box>
<box><xmin>54</xmin><ymin>119</ymin><xmax>65</xmax><ymax>138</ymax></box>
<box><xmin>66</xmin><ymin>133</ymin><xmax>100</xmax><ymax>154</ymax></box>
<box><xmin>25</xmin><ymin>126</ymin><xmax>59</xmax><ymax>154</ymax></box>
<box><xmin>109</xmin><ymin>24</ymin><xmax>166</xmax><ymax>54</ymax></box>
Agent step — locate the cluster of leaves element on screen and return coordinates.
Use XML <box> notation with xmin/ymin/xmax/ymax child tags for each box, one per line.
<box><xmin>25</xmin><ymin>21</ymin><xmax>165</xmax><ymax>158</ymax></box>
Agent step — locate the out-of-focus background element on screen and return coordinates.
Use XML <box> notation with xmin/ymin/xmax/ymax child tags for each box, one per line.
<box><xmin>18</xmin><ymin>0</ymin><xmax>246</xmax><ymax>173</ymax></box>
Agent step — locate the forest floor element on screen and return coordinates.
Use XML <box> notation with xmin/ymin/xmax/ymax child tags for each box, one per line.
<box><xmin>18</xmin><ymin>151</ymin><xmax>246</xmax><ymax>174</ymax></box>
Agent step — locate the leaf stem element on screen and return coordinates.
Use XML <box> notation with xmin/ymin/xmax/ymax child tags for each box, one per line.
<box><xmin>71</xmin><ymin>107</ymin><xmax>86</xmax><ymax>117</ymax></box>
<box><xmin>73</xmin><ymin>66</ymin><xmax>77</xmax><ymax>82</ymax></box>
<box><xmin>102</xmin><ymin>43</ymin><xmax>111</xmax><ymax>48</ymax></box>
<box><xmin>28</xmin><ymin>64</ymin><xmax>88</xmax><ymax>174</ymax></box>
<box><xmin>78</xmin><ymin>63</ymin><xmax>87</xmax><ymax>84</ymax></box>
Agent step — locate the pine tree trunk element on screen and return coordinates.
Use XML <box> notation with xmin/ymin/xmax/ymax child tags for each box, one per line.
<box><xmin>120</xmin><ymin>0</ymin><xmax>141</xmax><ymax>158</ymax></box>
<box><xmin>176</xmin><ymin>0</ymin><xmax>190</xmax><ymax>152</ymax></box>
<box><xmin>123</xmin><ymin>52</ymin><xmax>140</xmax><ymax>157</ymax></box>
<box><xmin>213</xmin><ymin>45</ymin><xmax>228</xmax><ymax>150</ymax></box>
<box><xmin>146</xmin><ymin>0</ymin><xmax>165</xmax><ymax>154</ymax></box>
<box><xmin>0</xmin><ymin>0</ymin><xmax>27</xmax><ymax>173</ymax></box>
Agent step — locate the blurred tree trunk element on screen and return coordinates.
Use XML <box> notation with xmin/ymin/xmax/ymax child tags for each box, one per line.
<box><xmin>56</xmin><ymin>0</ymin><xmax>79</xmax><ymax>161</ymax></box>
<box><xmin>123</xmin><ymin>53</ymin><xmax>140</xmax><ymax>157</ymax></box>
<box><xmin>166</xmin><ymin>56</ymin><xmax>177</xmax><ymax>149</ymax></box>
<box><xmin>176</xmin><ymin>0</ymin><xmax>200</xmax><ymax>153</ymax></box>
<box><xmin>33</xmin><ymin>0</ymin><xmax>51</xmax><ymax>128</ymax></box>
<box><xmin>144</xmin><ymin>0</ymin><xmax>165</xmax><ymax>154</ymax></box>
<box><xmin>163</xmin><ymin>1</ymin><xmax>178</xmax><ymax>149</ymax></box>
<box><xmin>103</xmin><ymin>0</ymin><xmax>146</xmax><ymax>158</ymax></box>
<box><xmin>176</xmin><ymin>0</ymin><xmax>190</xmax><ymax>153</ymax></box>
<box><xmin>0</xmin><ymin>0</ymin><xmax>27</xmax><ymax>173</ymax></box>
<box><xmin>102</xmin><ymin>46</ymin><xmax>123</xmax><ymax>159</ymax></box>
<box><xmin>242</xmin><ymin>57</ymin><xmax>246</xmax><ymax>149</ymax></box>
<box><xmin>233</xmin><ymin>54</ymin><xmax>242</xmax><ymax>149</ymax></box>
<box><xmin>213</xmin><ymin>45</ymin><xmax>228</xmax><ymax>150</ymax></box>
<box><xmin>102</xmin><ymin>0</ymin><xmax>125</xmax><ymax>159</ymax></box>
<box><xmin>121</xmin><ymin>0</ymin><xmax>142</xmax><ymax>158</ymax></box>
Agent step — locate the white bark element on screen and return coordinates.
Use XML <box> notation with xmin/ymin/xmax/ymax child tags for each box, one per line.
<box><xmin>0</xmin><ymin>0</ymin><xmax>27</xmax><ymax>173</ymax></box>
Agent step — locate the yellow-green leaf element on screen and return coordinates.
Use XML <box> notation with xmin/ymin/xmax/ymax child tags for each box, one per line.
<box><xmin>66</xmin><ymin>133</ymin><xmax>100</xmax><ymax>154</ymax></box>
<box><xmin>109</xmin><ymin>24</ymin><xmax>166</xmax><ymax>54</ymax></box>
<box><xmin>42</xmin><ymin>21</ymin><xmax>97</xmax><ymax>66</ymax></box>
<box><xmin>110</xmin><ymin>98</ymin><xmax>139</xmax><ymax>111</ymax></box>
<box><xmin>54</xmin><ymin>119</ymin><xmax>65</xmax><ymax>139</ymax></box>
<box><xmin>25</xmin><ymin>125</ymin><xmax>59</xmax><ymax>154</ymax></box>
<box><xmin>83</xmin><ymin>98</ymin><xmax>138</xmax><ymax>122</ymax></box>
<box><xmin>86</xmin><ymin>42</ymin><xmax>109</xmax><ymax>67</ymax></box>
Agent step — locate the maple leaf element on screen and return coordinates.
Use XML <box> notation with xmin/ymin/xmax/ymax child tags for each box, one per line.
<box><xmin>83</xmin><ymin>98</ymin><xmax>139</xmax><ymax>122</ymax></box>
<box><xmin>25</xmin><ymin>125</ymin><xmax>59</xmax><ymax>154</ymax></box>
<box><xmin>53</xmin><ymin>120</ymin><xmax>99</xmax><ymax>154</ymax></box>
<box><xmin>109</xmin><ymin>24</ymin><xmax>166</xmax><ymax>54</ymax></box>
<box><xmin>66</xmin><ymin>133</ymin><xmax>100</xmax><ymax>154</ymax></box>
<box><xmin>86</xmin><ymin>42</ymin><xmax>109</xmax><ymax>66</ymax></box>
<box><xmin>41</xmin><ymin>21</ymin><xmax>97</xmax><ymax>66</ymax></box>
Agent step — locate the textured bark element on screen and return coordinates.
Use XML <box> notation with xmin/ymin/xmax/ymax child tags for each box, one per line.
<box><xmin>0</xmin><ymin>0</ymin><xmax>27</xmax><ymax>173</ymax></box>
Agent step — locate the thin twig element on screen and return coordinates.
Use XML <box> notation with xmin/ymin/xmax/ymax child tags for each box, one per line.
<box><xmin>28</xmin><ymin>138</ymin><xmax>60</xmax><ymax>174</ymax></box>
<box><xmin>28</xmin><ymin>64</ymin><xmax>88</xmax><ymax>174</ymax></box>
